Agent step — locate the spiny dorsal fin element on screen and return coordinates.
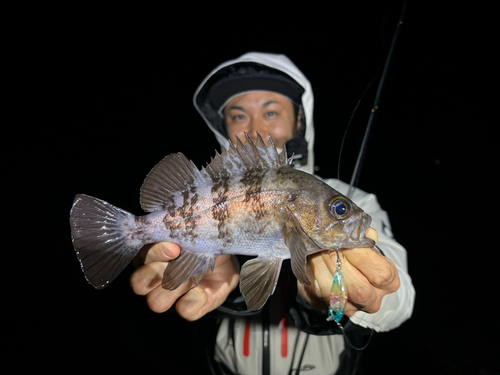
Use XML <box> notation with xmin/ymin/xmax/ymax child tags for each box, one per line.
<box><xmin>205</xmin><ymin>133</ymin><xmax>289</xmax><ymax>180</ymax></box>
<box><xmin>140</xmin><ymin>133</ymin><xmax>292</xmax><ymax>212</ymax></box>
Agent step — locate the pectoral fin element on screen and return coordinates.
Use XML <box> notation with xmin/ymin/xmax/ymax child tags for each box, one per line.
<box><xmin>240</xmin><ymin>257</ymin><xmax>283</xmax><ymax>311</ymax></box>
<box><xmin>162</xmin><ymin>250</ymin><xmax>215</xmax><ymax>290</ymax></box>
<box><xmin>281</xmin><ymin>206</ymin><xmax>323</xmax><ymax>286</ymax></box>
<box><xmin>283</xmin><ymin>224</ymin><xmax>311</xmax><ymax>286</ymax></box>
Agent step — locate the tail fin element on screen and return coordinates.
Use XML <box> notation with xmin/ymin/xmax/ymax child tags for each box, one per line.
<box><xmin>70</xmin><ymin>194</ymin><xmax>140</xmax><ymax>289</ymax></box>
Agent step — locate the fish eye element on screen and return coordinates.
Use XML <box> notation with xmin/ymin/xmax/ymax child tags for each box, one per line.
<box><xmin>329</xmin><ymin>197</ymin><xmax>351</xmax><ymax>219</ymax></box>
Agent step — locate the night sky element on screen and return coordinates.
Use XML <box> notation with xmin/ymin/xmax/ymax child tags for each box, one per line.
<box><xmin>8</xmin><ymin>2</ymin><xmax>496</xmax><ymax>374</ymax></box>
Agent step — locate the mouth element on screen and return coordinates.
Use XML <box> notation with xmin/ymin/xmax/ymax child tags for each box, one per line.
<box><xmin>362</xmin><ymin>213</ymin><xmax>375</xmax><ymax>243</ymax></box>
<box><xmin>349</xmin><ymin>213</ymin><xmax>375</xmax><ymax>247</ymax></box>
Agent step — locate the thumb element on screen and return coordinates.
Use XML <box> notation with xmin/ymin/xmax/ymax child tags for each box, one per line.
<box><xmin>133</xmin><ymin>242</ymin><xmax>181</xmax><ymax>267</ymax></box>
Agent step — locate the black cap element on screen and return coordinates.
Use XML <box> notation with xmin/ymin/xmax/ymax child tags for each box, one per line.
<box><xmin>208</xmin><ymin>72</ymin><xmax>304</xmax><ymax>112</ymax></box>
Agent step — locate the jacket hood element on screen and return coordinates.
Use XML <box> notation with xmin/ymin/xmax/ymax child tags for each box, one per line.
<box><xmin>193</xmin><ymin>52</ymin><xmax>315</xmax><ymax>174</ymax></box>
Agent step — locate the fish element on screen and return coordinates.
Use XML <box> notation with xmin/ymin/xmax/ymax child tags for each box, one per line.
<box><xmin>69</xmin><ymin>133</ymin><xmax>375</xmax><ymax>311</ymax></box>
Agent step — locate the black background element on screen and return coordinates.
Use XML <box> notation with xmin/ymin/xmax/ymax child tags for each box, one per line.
<box><xmin>7</xmin><ymin>2</ymin><xmax>497</xmax><ymax>374</ymax></box>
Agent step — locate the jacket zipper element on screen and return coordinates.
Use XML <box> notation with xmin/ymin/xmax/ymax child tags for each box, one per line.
<box><xmin>262</xmin><ymin>302</ymin><xmax>270</xmax><ymax>375</ymax></box>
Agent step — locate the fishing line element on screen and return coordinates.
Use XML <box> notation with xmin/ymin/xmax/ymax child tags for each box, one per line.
<box><xmin>337</xmin><ymin>74</ymin><xmax>379</xmax><ymax>184</ymax></box>
<box><xmin>335</xmin><ymin>321</ymin><xmax>374</xmax><ymax>352</ymax></box>
<box><xmin>345</xmin><ymin>0</ymin><xmax>408</xmax><ymax>199</ymax></box>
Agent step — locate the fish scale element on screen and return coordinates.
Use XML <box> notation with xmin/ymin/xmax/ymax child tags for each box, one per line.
<box><xmin>70</xmin><ymin>133</ymin><xmax>374</xmax><ymax>311</ymax></box>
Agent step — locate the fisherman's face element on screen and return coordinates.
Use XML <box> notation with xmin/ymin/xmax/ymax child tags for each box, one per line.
<box><xmin>224</xmin><ymin>91</ymin><xmax>301</xmax><ymax>149</ymax></box>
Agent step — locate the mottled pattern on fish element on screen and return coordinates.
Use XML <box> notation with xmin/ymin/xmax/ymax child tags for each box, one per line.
<box><xmin>70</xmin><ymin>133</ymin><xmax>374</xmax><ymax>310</ymax></box>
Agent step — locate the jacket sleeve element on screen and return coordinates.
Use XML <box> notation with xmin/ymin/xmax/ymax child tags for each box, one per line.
<box><xmin>325</xmin><ymin>178</ymin><xmax>416</xmax><ymax>332</ymax></box>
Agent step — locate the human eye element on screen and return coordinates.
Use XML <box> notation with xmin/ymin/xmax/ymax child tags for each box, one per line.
<box><xmin>232</xmin><ymin>114</ymin><xmax>246</xmax><ymax>122</ymax></box>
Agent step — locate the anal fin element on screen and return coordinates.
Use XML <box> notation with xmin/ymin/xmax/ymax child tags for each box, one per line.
<box><xmin>240</xmin><ymin>257</ymin><xmax>283</xmax><ymax>311</ymax></box>
<box><xmin>162</xmin><ymin>250</ymin><xmax>215</xmax><ymax>290</ymax></box>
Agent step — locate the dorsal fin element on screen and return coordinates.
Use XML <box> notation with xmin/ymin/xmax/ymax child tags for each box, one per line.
<box><xmin>140</xmin><ymin>133</ymin><xmax>292</xmax><ymax>212</ymax></box>
<box><xmin>215</xmin><ymin>133</ymin><xmax>289</xmax><ymax>174</ymax></box>
<box><xmin>140</xmin><ymin>153</ymin><xmax>204</xmax><ymax>212</ymax></box>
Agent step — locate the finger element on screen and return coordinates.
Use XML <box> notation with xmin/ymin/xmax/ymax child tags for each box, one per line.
<box><xmin>364</xmin><ymin>227</ymin><xmax>379</xmax><ymax>245</ymax></box>
<box><xmin>214</xmin><ymin>254</ymin><xmax>234</xmax><ymax>268</ymax></box>
<box><xmin>297</xmin><ymin>279</ymin><xmax>327</xmax><ymax>311</ymax></box>
<box><xmin>177</xmin><ymin>256</ymin><xmax>240</xmax><ymax>321</ymax></box>
<box><xmin>317</xmin><ymin>250</ymin><xmax>380</xmax><ymax>314</ymax></box>
<box><xmin>344</xmin><ymin>247</ymin><xmax>400</xmax><ymax>291</ymax></box>
<box><xmin>300</xmin><ymin>253</ymin><xmax>379</xmax><ymax>316</ymax></box>
<box><xmin>312</xmin><ymin>227</ymin><xmax>379</xmax><ymax>288</ymax></box>
<box><xmin>342</xmin><ymin>227</ymin><xmax>399</xmax><ymax>292</ymax></box>
<box><xmin>307</xmin><ymin>252</ymin><xmax>335</xmax><ymax>304</ymax></box>
<box><xmin>144</xmin><ymin>242</ymin><xmax>181</xmax><ymax>264</ymax></box>
<box><xmin>176</xmin><ymin>286</ymin><xmax>209</xmax><ymax>321</ymax></box>
<box><xmin>130</xmin><ymin>261</ymin><xmax>167</xmax><ymax>295</ymax></box>
<box><xmin>133</xmin><ymin>242</ymin><xmax>181</xmax><ymax>267</ymax></box>
<box><xmin>337</xmin><ymin>254</ymin><xmax>382</xmax><ymax>314</ymax></box>
<box><xmin>146</xmin><ymin>279</ymin><xmax>195</xmax><ymax>313</ymax></box>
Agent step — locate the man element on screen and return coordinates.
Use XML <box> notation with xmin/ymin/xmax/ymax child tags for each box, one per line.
<box><xmin>130</xmin><ymin>52</ymin><xmax>415</xmax><ymax>374</ymax></box>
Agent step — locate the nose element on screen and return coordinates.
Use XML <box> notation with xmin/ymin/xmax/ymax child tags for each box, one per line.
<box><xmin>247</xmin><ymin>118</ymin><xmax>266</xmax><ymax>144</ymax></box>
<box><xmin>247</xmin><ymin>133</ymin><xmax>260</xmax><ymax>145</ymax></box>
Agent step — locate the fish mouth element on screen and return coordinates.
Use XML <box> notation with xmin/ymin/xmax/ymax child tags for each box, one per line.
<box><xmin>349</xmin><ymin>213</ymin><xmax>375</xmax><ymax>247</ymax></box>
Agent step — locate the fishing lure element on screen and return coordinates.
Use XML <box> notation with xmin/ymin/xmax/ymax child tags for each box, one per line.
<box><xmin>326</xmin><ymin>250</ymin><xmax>347</xmax><ymax>323</ymax></box>
<box><xmin>326</xmin><ymin>249</ymin><xmax>374</xmax><ymax>351</ymax></box>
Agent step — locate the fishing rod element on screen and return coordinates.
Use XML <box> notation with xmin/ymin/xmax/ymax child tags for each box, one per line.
<box><xmin>347</xmin><ymin>0</ymin><xmax>409</xmax><ymax>199</ymax></box>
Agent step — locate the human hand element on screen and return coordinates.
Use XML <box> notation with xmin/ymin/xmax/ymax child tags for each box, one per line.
<box><xmin>130</xmin><ymin>242</ymin><xmax>240</xmax><ymax>321</ymax></box>
<box><xmin>297</xmin><ymin>228</ymin><xmax>400</xmax><ymax>317</ymax></box>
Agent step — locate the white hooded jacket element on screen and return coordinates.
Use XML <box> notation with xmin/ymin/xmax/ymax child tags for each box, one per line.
<box><xmin>194</xmin><ymin>52</ymin><xmax>415</xmax><ymax>375</ymax></box>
